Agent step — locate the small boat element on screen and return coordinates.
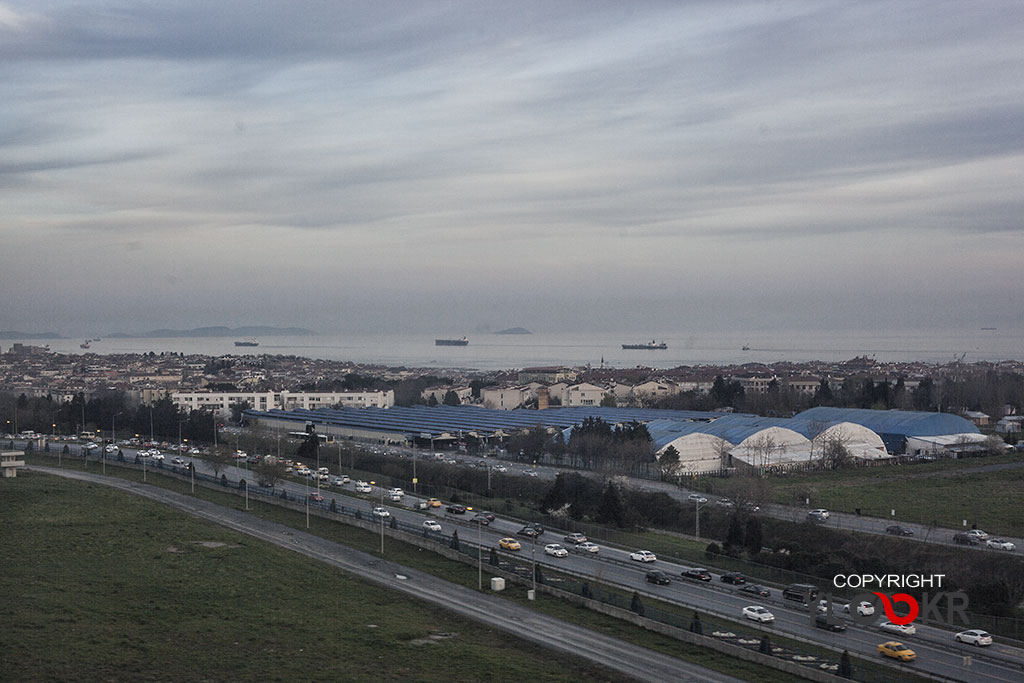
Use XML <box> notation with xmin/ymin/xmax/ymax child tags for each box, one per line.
<box><xmin>742</xmin><ymin>345</ymin><xmax>750</xmax><ymax>351</ymax></box>
<box><xmin>622</xmin><ymin>340</ymin><xmax>667</xmax><ymax>350</ymax></box>
<box><xmin>80</xmin><ymin>341</ymin><xmax>91</xmax><ymax>349</ymax></box>
<box><xmin>435</xmin><ymin>337</ymin><xmax>469</xmax><ymax>346</ymax></box>
<box><xmin>234</xmin><ymin>339</ymin><xmax>259</xmax><ymax>347</ymax></box>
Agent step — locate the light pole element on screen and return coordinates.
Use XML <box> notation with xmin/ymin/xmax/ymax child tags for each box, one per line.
<box><xmin>371</xmin><ymin>480</ymin><xmax>384</xmax><ymax>554</ymax></box>
<box><xmin>178</xmin><ymin>418</ymin><xmax>192</xmax><ymax>492</ymax></box>
<box><xmin>531</xmin><ymin>534</ymin><xmax>537</xmax><ymax>598</ymax></box>
<box><xmin>695</xmin><ymin>499</ymin><xmax>706</xmax><ymax>540</ymax></box>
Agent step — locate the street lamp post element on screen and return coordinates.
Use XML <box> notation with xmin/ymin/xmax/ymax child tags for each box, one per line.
<box><xmin>695</xmin><ymin>499</ymin><xmax>704</xmax><ymax>540</ymax></box>
<box><xmin>371</xmin><ymin>480</ymin><xmax>384</xmax><ymax>554</ymax></box>
<box><xmin>531</xmin><ymin>535</ymin><xmax>537</xmax><ymax>598</ymax></box>
<box><xmin>477</xmin><ymin>513</ymin><xmax>483</xmax><ymax>590</ymax></box>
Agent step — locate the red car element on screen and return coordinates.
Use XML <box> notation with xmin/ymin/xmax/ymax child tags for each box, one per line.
<box><xmin>308</xmin><ymin>492</ymin><xmax>324</xmax><ymax>502</ymax></box>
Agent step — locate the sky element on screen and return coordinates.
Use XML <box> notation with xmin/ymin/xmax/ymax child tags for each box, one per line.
<box><xmin>2</xmin><ymin>1</ymin><xmax>1023</xmax><ymax>336</ymax></box>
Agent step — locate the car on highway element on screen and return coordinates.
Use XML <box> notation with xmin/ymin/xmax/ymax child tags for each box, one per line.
<box><xmin>878</xmin><ymin>641</ymin><xmax>915</xmax><ymax>662</ymax></box>
<box><xmin>308</xmin><ymin>492</ymin><xmax>324</xmax><ymax>502</ymax></box>
<box><xmin>427</xmin><ymin>498</ymin><xmax>442</xmax><ymax>508</ymax></box>
<box><xmin>680</xmin><ymin>567</ymin><xmax>711</xmax><ymax>582</ymax></box>
<box><xmin>446</xmin><ymin>504</ymin><xmax>467</xmax><ymax>514</ymax></box>
<box><xmin>986</xmin><ymin>538</ymin><xmax>1016</xmax><ymax>551</ymax></box>
<box><xmin>715</xmin><ymin>498</ymin><xmax>736</xmax><ymax>508</ymax></box>
<box><xmin>331</xmin><ymin>477</ymin><xmax>346</xmax><ymax>487</ymax></box>
<box><xmin>721</xmin><ymin>572</ymin><xmax>746</xmax><ymax>585</ymax></box>
<box><xmin>955</xmin><ymin>629</ymin><xmax>993</xmax><ymax>646</ymax></box>
<box><xmin>953</xmin><ymin>533</ymin><xmax>979</xmax><ymax>546</ymax></box>
<box><xmin>85</xmin><ymin>442</ymin><xmax>99</xmax><ymax>451</ymax></box>
<box><xmin>544</xmin><ymin>544</ymin><xmax>569</xmax><ymax>558</ymax></box>
<box><xmin>814</xmin><ymin>614</ymin><xmax>846</xmax><ymax>632</ymax></box>
<box><xmin>739</xmin><ymin>584</ymin><xmax>771</xmax><ymax>598</ymax></box>
<box><xmin>886</xmin><ymin>525</ymin><xmax>914</xmax><ymax>537</ymax></box>
<box><xmin>171</xmin><ymin>457</ymin><xmax>185</xmax><ymax>466</ymax></box>
<box><xmin>880</xmin><ymin>621</ymin><xmax>916</xmax><ymax>636</ymax></box>
<box><xmin>104</xmin><ymin>444</ymin><xmax>118</xmax><ymax>453</ymax></box>
<box><xmin>476</xmin><ymin>511</ymin><xmax>495</xmax><ymax>523</ymax></box>
<box><xmin>966</xmin><ymin>529</ymin><xmax>989</xmax><ymax>541</ymax></box>
<box><xmin>499</xmin><ymin>537</ymin><xmax>521</xmax><ymax>551</ymax></box>
<box><xmin>472</xmin><ymin>514</ymin><xmax>491</xmax><ymax>525</ymax></box>
<box><xmin>741</xmin><ymin>502</ymin><xmax>761</xmax><ymax>513</ymax></box>
<box><xmin>390</xmin><ymin>487</ymin><xmax>405</xmax><ymax>497</ymax></box>
<box><xmin>629</xmin><ymin>550</ymin><xmax>657</xmax><ymax>563</ymax></box>
<box><xmin>517</xmin><ymin>526</ymin><xmax>541</xmax><ymax>538</ymax></box>
<box><xmin>844</xmin><ymin>600</ymin><xmax>875</xmax><ymax>616</ymax></box>
<box><xmin>492</xmin><ymin>465</ymin><xmax>508</xmax><ymax>473</ymax></box>
<box><xmin>742</xmin><ymin>605</ymin><xmax>775</xmax><ymax>623</ymax></box>
<box><xmin>807</xmin><ymin>508</ymin><xmax>830</xmax><ymax>522</ymax></box>
<box><xmin>645</xmin><ymin>570</ymin><xmax>671</xmax><ymax>585</ymax></box>
<box><xmin>423</xmin><ymin>520</ymin><xmax>442</xmax><ymax>532</ymax></box>
<box><xmin>575</xmin><ymin>541</ymin><xmax>600</xmax><ymax>553</ymax></box>
<box><xmin>317</xmin><ymin>467</ymin><xmax>329</xmax><ymax>475</ymax></box>
<box><xmin>372</xmin><ymin>507</ymin><xmax>390</xmax><ymax>518</ymax></box>
<box><xmin>150</xmin><ymin>453</ymin><xmax>165</xmax><ymax>461</ymax></box>
<box><xmin>354</xmin><ymin>481</ymin><xmax>372</xmax><ymax>493</ymax></box>
<box><xmin>522</xmin><ymin>469</ymin><xmax>539</xmax><ymax>477</ymax></box>
<box><xmin>564</xmin><ymin>532</ymin><xmax>587</xmax><ymax>544</ymax></box>
<box><xmin>687</xmin><ymin>493</ymin><xmax>708</xmax><ymax>504</ymax></box>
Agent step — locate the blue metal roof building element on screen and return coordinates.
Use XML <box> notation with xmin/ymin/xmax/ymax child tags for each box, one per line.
<box><xmin>791</xmin><ymin>407</ymin><xmax>978</xmax><ymax>438</ymax></box>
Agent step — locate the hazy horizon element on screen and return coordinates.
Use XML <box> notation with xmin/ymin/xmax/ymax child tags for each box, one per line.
<box><xmin>2</xmin><ymin>2</ymin><xmax>1023</xmax><ymax>337</ymax></box>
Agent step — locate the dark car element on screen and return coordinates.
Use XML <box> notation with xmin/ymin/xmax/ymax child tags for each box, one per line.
<box><xmin>740</xmin><ymin>584</ymin><xmax>771</xmax><ymax>598</ymax></box>
<box><xmin>517</xmin><ymin>526</ymin><xmax>541</xmax><ymax>538</ymax></box>
<box><xmin>477</xmin><ymin>511</ymin><xmax>496</xmax><ymax>523</ymax></box>
<box><xmin>815</xmin><ymin>613</ymin><xmax>847</xmax><ymax>632</ymax></box>
<box><xmin>721</xmin><ymin>572</ymin><xmax>747</xmax><ymax>585</ymax></box>
<box><xmin>681</xmin><ymin>567</ymin><xmax>712</xmax><ymax>582</ymax></box>
<box><xmin>886</xmin><ymin>525</ymin><xmax>914</xmax><ymax>536</ymax></box>
<box><xmin>446</xmin><ymin>503</ymin><xmax>467</xmax><ymax>514</ymax></box>
<box><xmin>953</xmin><ymin>533</ymin><xmax>979</xmax><ymax>546</ymax></box>
<box><xmin>526</xmin><ymin>522</ymin><xmax>544</xmax><ymax>536</ymax></box>
<box><xmin>646</xmin><ymin>570</ymin><xmax>671</xmax><ymax>585</ymax></box>
<box><xmin>472</xmin><ymin>514</ymin><xmax>491</xmax><ymax>525</ymax></box>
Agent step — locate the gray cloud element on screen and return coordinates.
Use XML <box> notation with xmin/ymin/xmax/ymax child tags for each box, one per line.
<box><xmin>0</xmin><ymin>1</ymin><xmax>1022</xmax><ymax>336</ymax></box>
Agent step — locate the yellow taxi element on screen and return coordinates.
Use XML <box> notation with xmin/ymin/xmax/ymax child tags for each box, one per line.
<box><xmin>878</xmin><ymin>641</ymin><xmax>916</xmax><ymax>662</ymax></box>
<box><xmin>499</xmin><ymin>537</ymin><xmax>522</xmax><ymax>551</ymax></box>
<box><xmin>427</xmin><ymin>498</ymin><xmax>442</xmax><ymax>508</ymax></box>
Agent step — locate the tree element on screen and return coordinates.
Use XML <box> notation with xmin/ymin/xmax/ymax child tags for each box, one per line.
<box><xmin>725</xmin><ymin>514</ymin><xmax>744</xmax><ymax>551</ymax></box>
<box><xmin>254</xmin><ymin>455</ymin><xmax>287</xmax><ymax>487</ymax></box>
<box><xmin>659</xmin><ymin>445</ymin><xmax>681</xmax><ymax>481</ymax></box>
<box><xmin>207</xmin><ymin>448</ymin><xmax>233</xmax><ymax>478</ymax></box>
<box><xmin>744</xmin><ymin>515</ymin><xmax>763</xmax><ymax>555</ymax></box>
<box><xmin>442</xmin><ymin>390</ymin><xmax>461</xmax><ymax>406</ymax></box>
<box><xmin>600</xmin><ymin>393</ymin><xmax>617</xmax><ymax>407</ymax></box>
<box><xmin>595</xmin><ymin>481</ymin><xmax>625</xmax><ymax>527</ymax></box>
<box><xmin>427</xmin><ymin>394</ymin><xmax>438</xmax><ymax>406</ymax></box>
<box><xmin>229</xmin><ymin>400</ymin><xmax>251</xmax><ymax>425</ymax></box>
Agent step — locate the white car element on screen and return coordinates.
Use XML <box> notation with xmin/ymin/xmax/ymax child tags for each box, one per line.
<box><xmin>955</xmin><ymin>629</ymin><xmax>993</xmax><ymax>646</ymax></box>
<box><xmin>629</xmin><ymin>550</ymin><xmax>657</xmax><ymax>563</ymax></box>
<box><xmin>493</xmin><ymin>465</ymin><xmax>508</xmax><ymax>473</ymax></box>
<box><xmin>189</xmin><ymin>448</ymin><xmax>201</xmax><ymax>454</ymax></box>
<box><xmin>423</xmin><ymin>520</ymin><xmax>442</xmax><ymax>532</ymax></box>
<box><xmin>966</xmin><ymin>529</ymin><xmax>989</xmax><ymax>540</ymax></box>
<box><xmin>171</xmin><ymin>457</ymin><xmax>185</xmax><ymax>466</ymax></box>
<box><xmin>104</xmin><ymin>444</ymin><xmax>118</xmax><ymax>453</ymax></box>
<box><xmin>85</xmin><ymin>442</ymin><xmax>99</xmax><ymax>450</ymax></box>
<box><xmin>355</xmin><ymin>481</ymin><xmax>372</xmax><ymax>493</ymax></box>
<box><xmin>986</xmin><ymin>539</ymin><xmax>1016</xmax><ymax>551</ymax></box>
<box><xmin>844</xmin><ymin>600</ymin><xmax>875</xmax><ymax>616</ymax></box>
<box><xmin>576</xmin><ymin>541</ymin><xmax>600</xmax><ymax>553</ymax></box>
<box><xmin>150</xmin><ymin>453</ymin><xmax>165</xmax><ymax>462</ymax></box>
<box><xmin>880</xmin><ymin>621</ymin><xmax>917</xmax><ymax>636</ymax></box>
<box><xmin>742</xmin><ymin>605</ymin><xmax>775</xmax><ymax>623</ymax></box>
<box><xmin>372</xmin><ymin>507</ymin><xmax>390</xmax><ymax>518</ymax></box>
<box><xmin>544</xmin><ymin>544</ymin><xmax>568</xmax><ymax>558</ymax></box>
<box><xmin>687</xmin><ymin>493</ymin><xmax>708</xmax><ymax>504</ymax></box>
<box><xmin>317</xmin><ymin>467</ymin><xmax>329</xmax><ymax>475</ymax></box>
<box><xmin>390</xmin><ymin>488</ymin><xmax>405</xmax><ymax>497</ymax></box>
<box><xmin>809</xmin><ymin>508</ymin><xmax>830</xmax><ymax>519</ymax></box>
<box><xmin>331</xmin><ymin>477</ymin><xmax>345</xmax><ymax>487</ymax></box>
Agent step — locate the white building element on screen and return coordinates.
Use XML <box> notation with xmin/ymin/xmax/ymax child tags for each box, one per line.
<box><xmin>481</xmin><ymin>386</ymin><xmax>529</xmax><ymax>410</ymax></box>
<box><xmin>172</xmin><ymin>389</ymin><xmax>394</xmax><ymax>416</ymax></box>
<box><xmin>565</xmin><ymin>383</ymin><xmax>608</xmax><ymax>407</ymax></box>
<box><xmin>420</xmin><ymin>386</ymin><xmax>473</xmax><ymax>405</ymax></box>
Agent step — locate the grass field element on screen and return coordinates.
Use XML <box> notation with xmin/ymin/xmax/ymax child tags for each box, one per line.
<box><xmin>712</xmin><ymin>454</ymin><xmax>1024</xmax><ymax>536</ymax></box>
<box><xmin>0</xmin><ymin>471</ymin><xmax>628</xmax><ymax>683</ymax></box>
<box><xmin>10</xmin><ymin>458</ymin><xmax>820</xmax><ymax>683</ymax></box>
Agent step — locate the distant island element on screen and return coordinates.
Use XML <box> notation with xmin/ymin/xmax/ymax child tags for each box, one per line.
<box><xmin>0</xmin><ymin>331</ymin><xmax>64</xmax><ymax>339</ymax></box>
<box><xmin>106</xmin><ymin>326</ymin><xmax>317</xmax><ymax>339</ymax></box>
<box><xmin>494</xmin><ymin>327</ymin><xmax>532</xmax><ymax>335</ymax></box>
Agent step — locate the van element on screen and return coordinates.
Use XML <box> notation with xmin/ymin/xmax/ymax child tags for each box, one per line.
<box><xmin>783</xmin><ymin>583</ymin><xmax>819</xmax><ymax>602</ymax></box>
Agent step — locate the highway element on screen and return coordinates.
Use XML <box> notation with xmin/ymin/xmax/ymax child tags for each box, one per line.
<box><xmin>26</xmin><ymin>464</ymin><xmax>746</xmax><ymax>683</ymax></box>
<box><xmin>24</xmin><ymin>441</ymin><xmax>1024</xmax><ymax>682</ymax></box>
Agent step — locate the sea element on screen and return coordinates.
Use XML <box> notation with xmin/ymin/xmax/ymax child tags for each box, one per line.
<box><xmin>12</xmin><ymin>328</ymin><xmax>1022</xmax><ymax>371</ymax></box>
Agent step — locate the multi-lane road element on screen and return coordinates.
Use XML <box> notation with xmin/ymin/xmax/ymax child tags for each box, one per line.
<box><xmin>22</xmin><ymin>440</ymin><xmax>1024</xmax><ymax>682</ymax></box>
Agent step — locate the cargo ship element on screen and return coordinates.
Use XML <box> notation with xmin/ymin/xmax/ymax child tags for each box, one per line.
<box><xmin>234</xmin><ymin>339</ymin><xmax>259</xmax><ymax>347</ymax></box>
<box><xmin>622</xmin><ymin>340</ymin><xmax>667</xmax><ymax>350</ymax></box>
<box><xmin>435</xmin><ymin>337</ymin><xmax>469</xmax><ymax>346</ymax></box>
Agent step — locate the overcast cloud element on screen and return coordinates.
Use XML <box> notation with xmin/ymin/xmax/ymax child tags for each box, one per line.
<box><xmin>2</xmin><ymin>1</ymin><xmax>1022</xmax><ymax>335</ymax></box>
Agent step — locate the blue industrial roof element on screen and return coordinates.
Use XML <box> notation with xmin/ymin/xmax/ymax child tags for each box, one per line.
<box><xmin>646</xmin><ymin>414</ymin><xmax>808</xmax><ymax>449</ymax></box>
<box><xmin>791</xmin><ymin>407</ymin><xmax>979</xmax><ymax>438</ymax></box>
<box><xmin>245</xmin><ymin>405</ymin><xmax>727</xmax><ymax>441</ymax></box>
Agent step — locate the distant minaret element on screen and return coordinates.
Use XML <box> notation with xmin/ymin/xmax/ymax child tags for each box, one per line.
<box><xmin>600</xmin><ymin>355</ymin><xmax>605</xmax><ymax>369</ymax></box>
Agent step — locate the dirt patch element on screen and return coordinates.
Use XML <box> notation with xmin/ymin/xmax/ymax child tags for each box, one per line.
<box><xmin>407</xmin><ymin>632</ymin><xmax>458</xmax><ymax>646</ymax></box>
<box><xmin>165</xmin><ymin>546</ymin><xmax>184</xmax><ymax>553</ymax></box>
<box><xmin>195</xmin><ymin>541</ymin><xmax>239</xmax><ymax>549</ymax></box>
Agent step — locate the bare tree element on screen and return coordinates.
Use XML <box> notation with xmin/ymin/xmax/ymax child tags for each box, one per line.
<box><xmin>820</xmin><ymin>427</ymin><xmax>853</xmax><ymax>469</ymax></box>
<box><xmin>254</xmin><ymin>455</ymin><xmax>287</xmax><ymax>488</ymax></box>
